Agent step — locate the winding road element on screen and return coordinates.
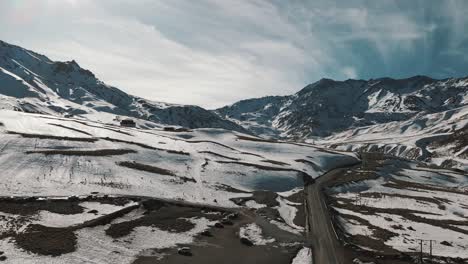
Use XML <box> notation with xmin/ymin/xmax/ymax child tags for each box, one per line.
<box><xmin>304</xmin><ymin>163</ymin><xmax>360</xmax><ymax>264</ymax></box>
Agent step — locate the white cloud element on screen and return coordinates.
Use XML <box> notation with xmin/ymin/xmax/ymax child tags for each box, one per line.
<box><xmin>0</xmin><ymin>0</ymin><xmax>467</xmax><ymax>108</ymax></box>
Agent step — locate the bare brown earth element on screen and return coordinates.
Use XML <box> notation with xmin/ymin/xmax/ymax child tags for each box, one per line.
<box><xmin>198</xmin><ymin>150</ymin><xmax>240</xmax><ymax>160</ymax></box>
<box><xmin>261</xmin><ymin>159</ymin><xmax>290</xmax><ymax>166</ymax></box>
<box><xmin>26</xmin><ymin>148</ymin><xmax>137</xmax><ymax>156</ymax></box>
<box><xmin>117</xmin><ymin>161</ymin><xmax>176</xmax><ymax>176</ymax></box>
<box><xmin>0</xmin><ymin>194</ymin><xmax>305</xmax><ymax>263</ymax></box>
<box><xmin>47</xmin><ymin>123</ymin><xmax>94</xmax><ymax>136</ymax></box>
<box><xmin>117</xmin><ymin>161</ymin><xmax>197</xmax><ymax>183</ymax></box>
<box><xmin>101</xmin><ymin>137</ymin><xmax>190</xmax><ymax>155</ymax></box>
<box><xmin>7</xmin><ymin>131</ymin><xmax>98</xmax><ymax>142</ymax></box>
<box><xmin>15</xmin><ymin>224</ymin><xmax>77</xmax><ymax>256</ymax></box>
<box><xmin>236</xmin><ymin>135</ymin><xmax>278</xmax><ymax>143</ymax></box>
<box><xmin>0</xmin><ymin>198</ymin><xmax>84</xmax><ymax>215</ymax></box>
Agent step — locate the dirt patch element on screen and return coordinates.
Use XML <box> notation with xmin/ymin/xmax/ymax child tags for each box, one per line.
<box><xmin>106</xmin><ymin>215</ymin><xmax>194</xmax><ymax>238</ymax></box>
<box><xmin>87</xmin><ymin>196</ymin><xmax>136</xmax><ymax>206</ymax></box>
<box><xmin>176</xmin><ymin>134</ymin><xmax>194</xmax><ymax>139</ymax></box>
<box><xmin>261</xmin><ymin>159</ymin><xmax>290</xmax><ymax>166</ymax></box>
<box><xmin>293</xmin><ymin>204</ymin><xmax>305</xmax><ymax>228</ymax></box>
<box><xmin>117</xmin><ymin>161</ymin><xmax>176</xmax><ymax>176</ymax></box>
<box><xmin>236</xmin><ymin>135</ymin><xmax>278</xmax><ymax>143</ymax></box>
<box><xmin>0</xmin><ymin>198</ymin><xmax>84</xmax><ymax>215</ymax></box>
<box><xmin>251</xmin><ymin>191</ymin><xmax>279</xmax><ymax>207</ymax></box>
<box><xmin>106</xmin><ymin>205</ymin><xmax>219</xmax><ymax>238</ymax></box>
<box><xmin>71</xmin><ymin>120</ymin><xmax>133</xmax><ymax>136</ymax></box>
<box><xmin>284</xmin><ymin>190</ymin><xmax>304</xmax><ymax>204</ymax></box>
<box><xmin>215</xmin><ymin>160</ymin><xmax>296</xmax><ymax>173</ymax></box>
<box><xmin>117</xmin><ymin>161</ymin><xmax>195</xmax><ymax>182</ymax></box>
<box><xmin>198</xmin><ymin>151</ymin><xmax>239</xmax><ymax>160</ymax></box>
<box><xmin>78</xmin><ymin>204</ymin><xmax>140</xmax><ymax>229</ymax></box>
<box><xmin>47</xmin><ymin>123</ymin><xmax>93</xmax><ymax>136</ymax></box>
<box><xmin>7</xmin><ymin>131</ymin><xmax>97</xmax><ymax>142</ymax></box>
<box><xmin>230</xmin><ymin>191</ymin><xmax>279</xmax><ymax>207</ymax></box>
<box><xmin>239</xmin><ymin>151</ymin><xmax>265</xmax><ymax>158</ymax></box>
<box><xmin>15</xmin><ymin>224</ymin><xmax>77</xmax><ymax>256</ymax></box>
<box><xmin>188</xmin><ymin>140</ymin><xmax>238</xmax><ymax>151</ymax></box>
<box><xmin>26</xmin><ymin>148</ymin><xmax>137</xmax><ymax>156</ymax></box>
<box><xmin>101</xmin><ymin>137</ymin><xmax>190</xmax><ymax>155</ymax></box>
<box><xmin>163</xmin><ymin>127</ymin><xmax>191</xmax><ymax>132</ymax></box>
<box><xmin>212</xmin><ymin>183</ymin><xmax>250</xmax><ymax>194</ymax></box>
<box><xmin>165</xmin><ymin>149</ymin><xmax>190</xmax><ymax>156</ymax></box>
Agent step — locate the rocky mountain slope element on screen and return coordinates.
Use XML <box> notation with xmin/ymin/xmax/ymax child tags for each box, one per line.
<box><xmin>217</xmin><ymin>77</ymin><xmax>468</xmax><ymax>138</ymax></box>
<box><xmin>0</xmin><ymin>40</ymin><xmax>246</xmax><ymax>132</ymax></box>
<box><xmin>217</xmin><ymin>77</ymin><xmax>468</xmax><ymax>170</ymax></box>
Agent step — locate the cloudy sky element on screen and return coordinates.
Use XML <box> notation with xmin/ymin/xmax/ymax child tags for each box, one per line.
<box><xmin>1</xmin><ymin>0</ymin><xmax>467</xmax><ymax>108</ymax></box>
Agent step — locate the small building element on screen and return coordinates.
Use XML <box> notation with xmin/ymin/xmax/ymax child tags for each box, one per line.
<box><xmin>120</xmin><ymin>119</ymin><xmax>136</xmax><ymax>127</ymax></box>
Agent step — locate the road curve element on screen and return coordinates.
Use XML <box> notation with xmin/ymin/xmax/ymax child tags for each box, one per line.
<box><xmin>304</xmin><ymin>164</ymin><xmax>360</xmax><ymax>264</ymax></box>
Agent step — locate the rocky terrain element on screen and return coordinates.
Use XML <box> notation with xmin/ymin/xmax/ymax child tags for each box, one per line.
<box><xmin>217</xmin><ymin>77</ymin><xmax>468</xmax><ymax>171</ymax></box>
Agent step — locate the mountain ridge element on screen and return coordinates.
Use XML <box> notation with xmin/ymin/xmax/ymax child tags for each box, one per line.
<box><xmin>0</xmin><ymin>39</ymin><xmax>248</xmax><ymax>132</ymax></box>
<box><xmin>217</xmin><ymin>75</ymin><xmax>468</xmax><ymax>137</ymax></box>
<box><xmin>216</xmin><ymin>75</ymin><xmax>468</xmax><ymax>170</ymax></box>
<box><xmin>0</xmin><ymin>39</ymin><xmax>466</xmax><ymax>170</ymax></box>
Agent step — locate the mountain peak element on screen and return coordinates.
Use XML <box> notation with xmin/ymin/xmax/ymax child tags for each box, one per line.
<box><xmin>0</xmin><ymin>40</ymin><xmax>247</xmax><ymax>132</ymax></box>
<box><xmin>220</xmin><ymin>74</ymin><xmax>468</xmax><ymax>138</ymax></box>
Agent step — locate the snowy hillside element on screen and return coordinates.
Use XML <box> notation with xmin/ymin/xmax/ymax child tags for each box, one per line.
<box><xmin>217</xmin><ymin>77</ymin><xmax>468</xmax><ymax>170</ymax></box>
<box><xmin>1</xmin><ymin>40</ymin><xmax>466</xmax><ymax>171</ymax></box>
<box><xmin>0</xmin><ymin>109</ymin><xmax>358</xmax><ymax>204</ymax></box>
<box><xmin>0</xmin><ymin>40</ymin><xmax>246</xmax><ymax>132</ymax></box>
<box><xmin>319</xmin><ymin>105</ymin><xmax>468</xmax><ymax>171</ymax></box>
<box><xmin>0</xmin><ymin>109</ymin><xmax>363</xmax><ymax>263</ymax></box>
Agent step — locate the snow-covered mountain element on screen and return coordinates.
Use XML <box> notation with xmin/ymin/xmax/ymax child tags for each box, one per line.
<box><xmin>0</xmin><ymin>40</ymin><xmax>466</xmax><ymax>170</ymax></box>
<box><xmin>0</xmin><ymin>40</ymin><xmax>247</xmax><ymax>132</ymax></box>
<box><xmin>217</xmin><ymin>77</ymin><xmax>468</xmax><ymax>169</ymax></box>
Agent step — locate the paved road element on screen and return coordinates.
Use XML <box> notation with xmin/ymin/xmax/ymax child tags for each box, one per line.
<box><xmin>304</xmin><ymin>164</ymin><xmax>360</xmax><ymax>264</ymax></box>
